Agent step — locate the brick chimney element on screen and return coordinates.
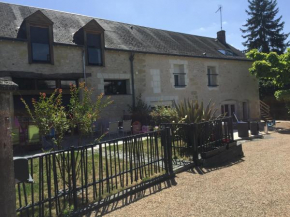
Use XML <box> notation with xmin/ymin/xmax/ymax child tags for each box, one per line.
<box><xmin>217</xmin><ymin>30</ymin><xmax>226</xmax><ymax>44</ymax></box>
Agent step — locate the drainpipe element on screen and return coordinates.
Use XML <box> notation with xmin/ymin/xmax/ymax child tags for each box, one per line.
<box><xmin>129</xmin><ymin>53</ymin><xmax>136</xmax><ymax>108</ymax></box>
<box><xmin>82</xmin><ymin>48</ymin><xmax>87</xmax><ymax>85</ymax></box>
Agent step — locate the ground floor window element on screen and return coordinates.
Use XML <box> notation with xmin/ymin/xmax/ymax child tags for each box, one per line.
<box><xmin>104</xmin><ymin>79</ymin><xmax>128</xmax><ymax>95</ymax></box>
<box><xmin>13</xmin><ymin>78</ymin><xmax>77</xmax><ymax>91</ymax></box>
<box><xmin>221</xmin><ymin>104</ymin><xmax>236</xmax><ymax>118</ymax></box>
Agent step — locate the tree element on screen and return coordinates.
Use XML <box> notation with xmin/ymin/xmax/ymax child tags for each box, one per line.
<box><xmin>21</xmin><ymin>89</ymin><xmax>69</xmax><ymax>149</ymax></box>
<box><xmin>241</xmin><ymin>0</ymin><xmax>289</xmax><ymax>54</ymax></box>
<box><xmin>246</xmin><ymin>49</ymin><xmax>290</xmax><ymax>111</ymax></box>
<box><xmin>22</xmin><ymin>82</ymin><xmax>113</xmax><ymax>149</ymax></box>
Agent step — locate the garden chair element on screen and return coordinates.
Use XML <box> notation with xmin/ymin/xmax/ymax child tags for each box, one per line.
<box><xmin>107</xmin><ymin>121</ymin><xmax>119</xmax><ymax>139</ymax></box>
<box><xmin>119</xmin><ymin>120</ymin><xmax>132</xmax><ymax>136</ymax></box>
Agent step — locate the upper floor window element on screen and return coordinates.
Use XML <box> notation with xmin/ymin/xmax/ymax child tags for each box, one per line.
<box><xmin>207</xmin><ymin>66</ymin><xmax>218</xmax><ymax>87</ymax></box>
<box><xmin>30</xmin><ymin>26</ymin><xmax>51</xmax><ymax>63</ymax></box>
<box><xmin>86</xmin><ymin>33</ymin><xmax>103</xmax><ymax>66</ymax></box>
<box><xmin>22</xmin><ymin>10</ymin><xmax>54</xmax><ymax>64</ymax></box>
<box><xmin>173</xmin><ymin>64</ymin><xmax>186</xmax><ymax>87</ymax></box>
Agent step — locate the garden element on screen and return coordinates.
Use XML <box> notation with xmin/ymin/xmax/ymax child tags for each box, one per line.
<box><xmin>15</xmin><ymin>83</ymin><xmax>236</xmax><ymax>217</ymax></box>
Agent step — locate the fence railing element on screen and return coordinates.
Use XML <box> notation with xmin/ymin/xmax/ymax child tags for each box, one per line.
<box><xmin>15</xmin><ymin>129</ymin><xmax>172</xmax><ymax>217</ymax></box>
<box><xmin>15</xmin><ymin>117</ymin><xmax>234</xmax><ymax>216</ymax></box>
<box><xmin>161</xmin><ymin>117</ymin><xmax>234</xmax><ymax>165</ymax></box>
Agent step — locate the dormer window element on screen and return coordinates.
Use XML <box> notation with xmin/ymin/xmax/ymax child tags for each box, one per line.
<box><xmin>30</xmin><ymin>26</ymin><xmax>51</xmax><ymax>63</ymax></box>
<box><xmin>86</xmin><ymin>33</ymin><xmax>103</xmax><ymax>65</ymax></box>
<box><xmin>74</xmin><ymin>19</ymin><xmax>105</xmax><ymax>66</ymax></box>
<box><xmin>23</xmin><ymin>10</ymin><xmax>54</xmax><ymax>64</ymax></box>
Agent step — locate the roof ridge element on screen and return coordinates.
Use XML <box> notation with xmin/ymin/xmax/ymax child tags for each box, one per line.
<box><xmin>0</xmin><ymin>1</ymin><xmax>217</xmax><ymax>40</ymax></box>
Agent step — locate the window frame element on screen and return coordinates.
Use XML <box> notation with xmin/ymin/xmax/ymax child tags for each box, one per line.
<box><xmin>27</xmin><ymin>23</ymin><xmax>54</xmax><ymax>64</ymax></box>
<box><xmin>84</xmin><ymin>30</ymin><xmax>105</xmax><ymax>66</ymax></box>
<box><xmin>104</xmin><ymin>79</ymin><xmax>128</xmax><ymax>95</ymax></box>
<box><xmin>207</xmin><ymin>66</ymin><xmax>218</xmax><ymax>87</ymax></box>
<box><xmin>173</xmin><ymin>64</ymin><xmax>186</xmax><ymax>88</ymax></box>
<box><xmin>12</xmin><ymin>78</ymin><xmax>78</xmax><ymax>94</ymax></box>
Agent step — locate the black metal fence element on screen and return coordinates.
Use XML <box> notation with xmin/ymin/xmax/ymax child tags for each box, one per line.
<box><xmin>15</xmin><ymin>117</ymin><xmax>234</xmax><ymax>216</ymax></box>
<box><xmin>162</xmin><ymin>117</ymin><xmax>234</xmax><ymax>165</ymax></box>
<box><xmin>15</xmin><ymin>129</ymin><xmax>172</xmax><ymax>217</ymax></box>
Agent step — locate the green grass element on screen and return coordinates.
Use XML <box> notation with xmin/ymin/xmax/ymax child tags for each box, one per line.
<box><xmin>16</xmin><ymin>136</ymin><xmax>167</xmax><ymax>217</ymax></box>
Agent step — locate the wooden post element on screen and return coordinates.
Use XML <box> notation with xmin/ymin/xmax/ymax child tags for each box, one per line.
<box><xmin>0</xmin><ymin>78</ymin><xmax>18</xmax><ymax>216</ymax></box>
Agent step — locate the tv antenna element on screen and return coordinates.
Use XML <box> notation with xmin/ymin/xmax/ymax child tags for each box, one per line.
<box><xmin>215</xmin><ymin>5</ymin><xmax>223</xmax><ymax>30</ymax></box>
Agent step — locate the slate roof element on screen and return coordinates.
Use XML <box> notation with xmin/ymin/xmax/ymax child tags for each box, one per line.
<box><xmin>0</xmin><ymin>2</ymin><xmax>248</xmax><ymax>60</ymax></box>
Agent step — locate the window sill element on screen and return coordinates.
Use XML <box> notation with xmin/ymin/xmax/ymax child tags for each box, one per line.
<box><xmin>104</xmin><ymin>94</ymin><xmax>132</xmax><ymax>96</ymax></box>
<box><xmin>174</xmin><ymin>85</ymin><xmax>187</xmax><ymax>88</ymax></box>
<box><xmin>30</xmin><ymin>61</ymin><xmax>52</xmax><ymax>64</ymax></box>
<box><xmin>87</xmin><ymin>64</ymin><xmax>104</xmax><ymax>67</ymax></box>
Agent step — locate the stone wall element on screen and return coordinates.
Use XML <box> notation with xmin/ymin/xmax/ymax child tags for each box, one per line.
<box><xmin>0</xmin><ymin>40</ymin><xmax>260</xmax><ymax>121</ymax></box>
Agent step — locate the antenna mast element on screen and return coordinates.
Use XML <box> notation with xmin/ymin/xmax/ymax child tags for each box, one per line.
<box><xmin>215</xmin><ymin>5</ymin><xmax>223</xmax><ymax>30</ymax></box>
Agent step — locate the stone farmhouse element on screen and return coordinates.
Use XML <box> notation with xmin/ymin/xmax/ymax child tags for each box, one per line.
<box><xmin>0</xmin><ymin>2</ymin><xmax>260</xmax><ymax>125</ymax></box>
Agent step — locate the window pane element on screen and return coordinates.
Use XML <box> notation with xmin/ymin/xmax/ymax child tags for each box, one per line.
<box><xmin>61</xmin><ymin>80</ymin><xmax>77</xmax><ymax>89</ymax></box>
<box><xmin>37</xmin><ymin>80</ymin><xmax>56</xmax><ymax>90</ymax></box>
<box><xmin>30</xmin><ymin>26</ymin><xmax>50</xmax><ymax>62</ymax></box>
<box><xmin>208</xmin><ymin>66</ymin><xmax>218</xmax><ymax>86</ymax></box>
<box><xmin>30</xmin><ymin>27</ymin><xmax>49</xmax><ymax>43</ymax></box>
<box><xmin>174</xmin><ymin>75</ymin><xmax>179</xmax><ymax>86</ymax></box>
<box><xmin>174</xmin><ymin>64</ymin><xmax>184</xmax><ymax>74</ymax></box>
<box><xmin>13</xmin><ymin>78</ymin><xmax>35</xmax><ymax>90</ymax></box>
<box><xmin>88</xmin><ymin>48</ymin><xmax>102</xmax><ymax>65</ymax></box>
<box><xmin>179</xmin><ymin>75</ymin><xmax>185</xmax><ymax>85</ymax></box>
<box><xmin>87</xmin><ymin>34</ymin><xmax>101</xmax><ymax>48</ymax></box>
<box><xmin>224</xmin><ymin>105</ymin><xmax>229</xmax><ymax>116</ymax></box>
<box><xmin>210</xmin><ymin>75</ymin><xmax>217</xmax><ymax>86</ymax></box>
<box><xmin>231</xmin><ymin>104</ymin><xmax>235</xmax><ymax>116</ymax></box>
<box><xmin>104</xmin><ymin>80</ymin><xmax>127</xmax><ymax>95</ymax></box>
<box><xmin>32</xmin><ymin>43</ymin><xmax>50</xmax><ymax>61</ymax></box>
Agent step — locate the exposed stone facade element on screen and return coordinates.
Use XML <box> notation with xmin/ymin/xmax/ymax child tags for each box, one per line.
<box><xmin>0</xmin><ymin>39</ymin><xmax>260</xmax><ymax>122</ymax></box>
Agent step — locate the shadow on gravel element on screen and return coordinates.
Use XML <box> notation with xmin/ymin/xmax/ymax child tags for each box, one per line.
<box><xmin>85</xmin><ymin>177</ymin><xmax>177</xmax><ymax>217</ymax></box>
<box><xmin>186</xmin><ymin>157</ymin><xmax>245</xmax><ymax>175</ymax></box>
<box><xmin>276</xmin><ymin>128</ymin><xmax>290</xmax><ymax>134</ymax></box>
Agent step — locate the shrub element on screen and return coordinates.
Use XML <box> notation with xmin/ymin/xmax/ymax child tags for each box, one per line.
<box><xmin>150</xmin><ymin>106</ymin><xmax>178</xmax><ymax>126</ymax></box>
<box><xmin>174</xmin><ymin>99</ymin><xmax>218</xmax><ymax>123</ymax></box>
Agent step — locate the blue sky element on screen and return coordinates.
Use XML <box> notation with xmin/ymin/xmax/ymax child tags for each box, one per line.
<box><xmin>2</xmin><ymin>0</ymin><xmax>290</xmax><ymax>50</ymax></box>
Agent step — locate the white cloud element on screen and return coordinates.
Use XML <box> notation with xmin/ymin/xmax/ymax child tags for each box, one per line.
<box><xmin>189</xmin><ymin>22</ymin><xmax>226</xmax><ymax>36</ymax></box>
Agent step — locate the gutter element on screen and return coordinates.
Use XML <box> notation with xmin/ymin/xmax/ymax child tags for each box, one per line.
<box><xmin>129</xmin><ymin>53</ymin><xmax>135</xmax><ymax>108</ymax></box>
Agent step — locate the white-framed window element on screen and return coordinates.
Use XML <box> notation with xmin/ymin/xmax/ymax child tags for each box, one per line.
<box><xmin>207</xmin><ymin>66</ymin><xmax>218</xmax><ymax>87</ymax></box>
<box><xmin>173</xmin><ymin>64</ymin><xmax>186</xmax><ymax>87</ymax></box>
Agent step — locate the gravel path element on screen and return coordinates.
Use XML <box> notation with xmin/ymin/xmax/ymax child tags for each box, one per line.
<box><xmin>89</xmin><ymin>123</ymin><xmax>290</xmax><ymax>217</ymax></box>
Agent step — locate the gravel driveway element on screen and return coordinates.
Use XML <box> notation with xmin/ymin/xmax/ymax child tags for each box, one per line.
<box><xmin>88</xmin><ymin>122</ymin><xmax>290</xmax><ymax>217</ymax></box>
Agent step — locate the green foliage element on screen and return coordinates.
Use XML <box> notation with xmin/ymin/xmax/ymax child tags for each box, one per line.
<box><xmin>128</xmin><ymin>94</ymin><xmax>151</xmax><ymax>125</ymax></box>
<box><xmin>247</xmin><ymin>49</ymin><xmax>290</xmax><ymax>87</ymax></box>
<box><xmin>174</xmin><ymin>99</ymin><xmax>218</xmax><ymax>123</ymax></box>
<box><xmin>68</xmin><ymin>82</ymin><xmax>113</xmax><ymax>136</ymax></box>
<box><xmin>150</xmin><ymin>105</ymin><xmax>178</xmax><ymax>126</ymax></box>
<box><xmin>128</xmin><ymin>94</ymin><xmax>151</xmax><ymax>115</ymax></box>
<box><xmin>21</xmin><ymin>89</ymin><xmax>69</xmax><ymax>148</ymax></box>
<box><xmin>61</xmin><ymin>204</ymin><xmax>74</xmax><ymax>217</ymax></box>
<box><xmin>241</xmin><ymin>0</ymin><xmax>289</xmax><ymax>54</ymax></box>
<box><xmin>247</xmin><ymin>49</ymin><xmax>290</xmax><ymax>114</ymax></box>
<box><xmin>274</xmin><ymin>90</ymin><xmax>290</xmax><ymax>102</ymax></box>
<box><xmin>21</xmin><ymin>82</ymin><xmax>113</xmax><ymax>149</ymax></box>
